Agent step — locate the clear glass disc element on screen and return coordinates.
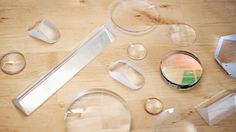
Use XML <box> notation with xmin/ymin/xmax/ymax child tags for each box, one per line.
<box><xmin>169</xmin><ymin>24</ymin><xmax>196</xmax><ymax>47</ymax></box>
<box><xmin>110</xmin><ymin>0</ymin><xmax>159</xmax><ymax>35</ymax></box>
<box><xmin>65</xmin><ymin>89</ymin><xmax>131</xmax><ymax>132</ymax></box>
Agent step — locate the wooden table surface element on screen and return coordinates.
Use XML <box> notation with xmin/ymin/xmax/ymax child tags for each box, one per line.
<box><xmin>0</xmin><ymin>0</ymin><xmax>236</xmax><ymax>131</ymax></box>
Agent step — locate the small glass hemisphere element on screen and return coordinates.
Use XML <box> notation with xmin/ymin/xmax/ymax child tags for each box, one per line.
<box><xmin>144</xmin><ymin>97</ymin><xmax>163</xmax><ymax>115</ymax></box>
<box><xmin>127</xmin><ymin>43</ymin><xmax>147</xmax><ymax>60</ymax></box>
<box><xmin>0</xmin><ymin>51</ymin><xmax>26</xmax><ymax>75</ymax></box>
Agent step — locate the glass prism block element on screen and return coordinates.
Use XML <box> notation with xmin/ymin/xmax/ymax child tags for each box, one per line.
<box><xmin>109</xmin><ymin>60</ymin><xmax>145</xmax><ymax>90</ymax></box>
<box><xmin>215</xmin><ymin>34</ymin><xmax>236</xmax><ymax>78</ymax></box>
<box><xmin>195</xmin><ymin>90</ymin><xmax>236</xmax><ymax>126</ymax></box>
<box><xmin>28</xmin><ymin>19</ymin><xmax>60</xmax><ymax>44</ymax></box>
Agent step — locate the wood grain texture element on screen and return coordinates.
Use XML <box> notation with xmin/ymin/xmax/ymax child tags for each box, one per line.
<box><xmin>0</xmin><ymin>0</ymin><xmax>236</xmax><ymax>131</ymax></box>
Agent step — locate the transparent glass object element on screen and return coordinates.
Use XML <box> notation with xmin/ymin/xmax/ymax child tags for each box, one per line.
<box><xmin>65</xmin><ymin>89</ymin><xmax>131</xmax><ymax>132</ymax></box>
<box><xmin>154</xmin><ymin>108</ymin><xmax>198</xmax><ymax>132</ymax></box>
<box><xmin>28</xmin><ymin>19</ymin><xmax>60</xmax><ymax>44</ymax></box>
<box><xmin>169</xmin><ymin>24</ymin><xmax>196</xmax><ymax>47</ymax></box>
<box><xmin>215</xmin><ymin>34</ymin><xmax>236</xmax><ymax>78</ymax></box>
<box><xmin>13</xmin><ymin>24</ymin><xmax>115</xmax><ymax>116</ymax></box>
<box><xmin>195</xmin><ymin>90</ymin><xmax>236</xmax><ymax>126</ymax></box>
<box><xmin>127</xmin><ymin>43</ymin><xmax>147</xmax><ymax>60</ymax></box>
<box><xmin>160</xmin><ymin>50</ymin><xmax>203</xmax><ymax>90</ymax></box>
<box><xmin>109</xmin><ymin>0</ymin><xmax>159</xmax><ymax>35</ymax></box>
<box><xmin>109</xmin><ymin>60</ymin><xmax>145</xmax><ymax>90</ymax></box>
<box><xmin>0</xmin><ymin>51</ymin><xmax>26</xmax><ymax>75</ymax></box>
<box><xmin>144</xmin><ymin>97</ymin><xmax>163</xmax><ymax>115</ymax></box>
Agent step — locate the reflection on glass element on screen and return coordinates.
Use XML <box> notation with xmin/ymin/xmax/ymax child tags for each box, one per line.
<box><xmin>0</xmin><ymin>51</ymin><xmax>26</xmax><ymax>75</ymax></box>
<box><xmin>160</xmin><ymin>51</ymin><xmax>203</xmax><ymax>90</ymax></box>
<box><xmin>109</xmin><ymin>0</ymin><xmax>159</xmax><ymax>35</ymax></box>
<box><xmin>65</xmin><ymin>89</ymin><xmax>131</xmax><ymax>132</ymax></box>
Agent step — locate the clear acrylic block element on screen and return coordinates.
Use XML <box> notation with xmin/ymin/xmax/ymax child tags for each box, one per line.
<box><xmin>28</xmin><ymin>19</ymin><xmax>60</xmax><ymax>44</ymax></box>
<box><xmin>109</xmin><ymin>60</ymin><xmax>145</xmax><ymax>90</ymax></box>
<box><xmin>195</xmin><ymin>90</ymin><xmax>236</xmax><ymax>126</ymax></box>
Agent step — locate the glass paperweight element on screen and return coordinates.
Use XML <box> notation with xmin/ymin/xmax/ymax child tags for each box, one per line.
<box><xmin>169</xmin><ymin>24</ymin><xmax>196</xmax><ymax>47</ymax></box>
<box><xmin>109</xmin><ymin>60</ymin><xmax>145</xmax><ymax>90</ymax></box>
<box><xmin>28</xmin><ymin>19</ymin><xmax>60</xmax><ymax>44</ymax></box>
<box><xmin>215</xmin><ymin>34</ymin><xmax>236</xmax><ymax>78</ymax></box>
<box><xmin>154</xmin><ymin>108</ymin><xmax>199</xmax><ymax>132</ymax></box>
<box><xmin>144</xmin><ymin>98</ymin><xmax>163</xmax><ymax>115</ymax></box>
<box><xmin>127</xmin><ymin>43</ymin><xmax>147</xmax><ymax>60</ymax></box>
<box><xmin>109</xmin><ymin>0</ymin><xmax>159</xmax><ymax>35</ymax></box>
<box><xmin>160</xmin><ymin>50</ymin><xmax>203</xmax><ymax>90</ymax></box>
<box><xmin>65</xmin><ymin>89</ymin><xmax>131</xmax><ymax>132</ymax></box>
<box><xmin>0</xmin><ymin>51</ymin><xmax>26</xmax><ymax>75</ymax></box>
<box><xmin>195</xmin><ymin>90</ymin><xmax>236</xmax><ymax>126</ymax></box>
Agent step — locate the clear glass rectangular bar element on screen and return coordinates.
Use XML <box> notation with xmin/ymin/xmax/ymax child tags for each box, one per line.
<box><xmin>195</xmin><ymin>90</ymin><xmax>236</xmax><ymax>126</ymax></box>
<box><xmin>13</xmin><ymin>24</ymin><xmax>115</xmax><ymax>116</ymax></box>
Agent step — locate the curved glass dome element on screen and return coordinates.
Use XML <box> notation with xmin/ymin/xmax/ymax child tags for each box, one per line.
<box><xmin>0</xmin><ymin>51</ymin><xmax>26</xmax><ymax>75</ymax></box>
<box><xmin>65</xmin><ymin>89</ymin><xmax>131</xmax><ymax>132</ymax></box>
<box><xmin>154</xmin><ymin>108</ymin><xmax>199</xmax><ymax>132</ymax></box>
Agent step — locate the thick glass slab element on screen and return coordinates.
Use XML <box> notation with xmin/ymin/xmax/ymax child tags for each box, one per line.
<box><xmin>13</xmin><ymin>24</ymin><xmax>115</xmax><ymax>115</ymax></box>
<box><xmin>195</xmin><ymin>90</ymin><xmax>236</xmax><ymax>126</ymax></box>
<box><xmin>28</xmin><ymin>19</ymin><xmax>60</xmax><ymax>44</ymax></box>
<box><xmin>109</xmin><ymin>60</ymin><xmax>145</xmax><ymax>90</ymax></box>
